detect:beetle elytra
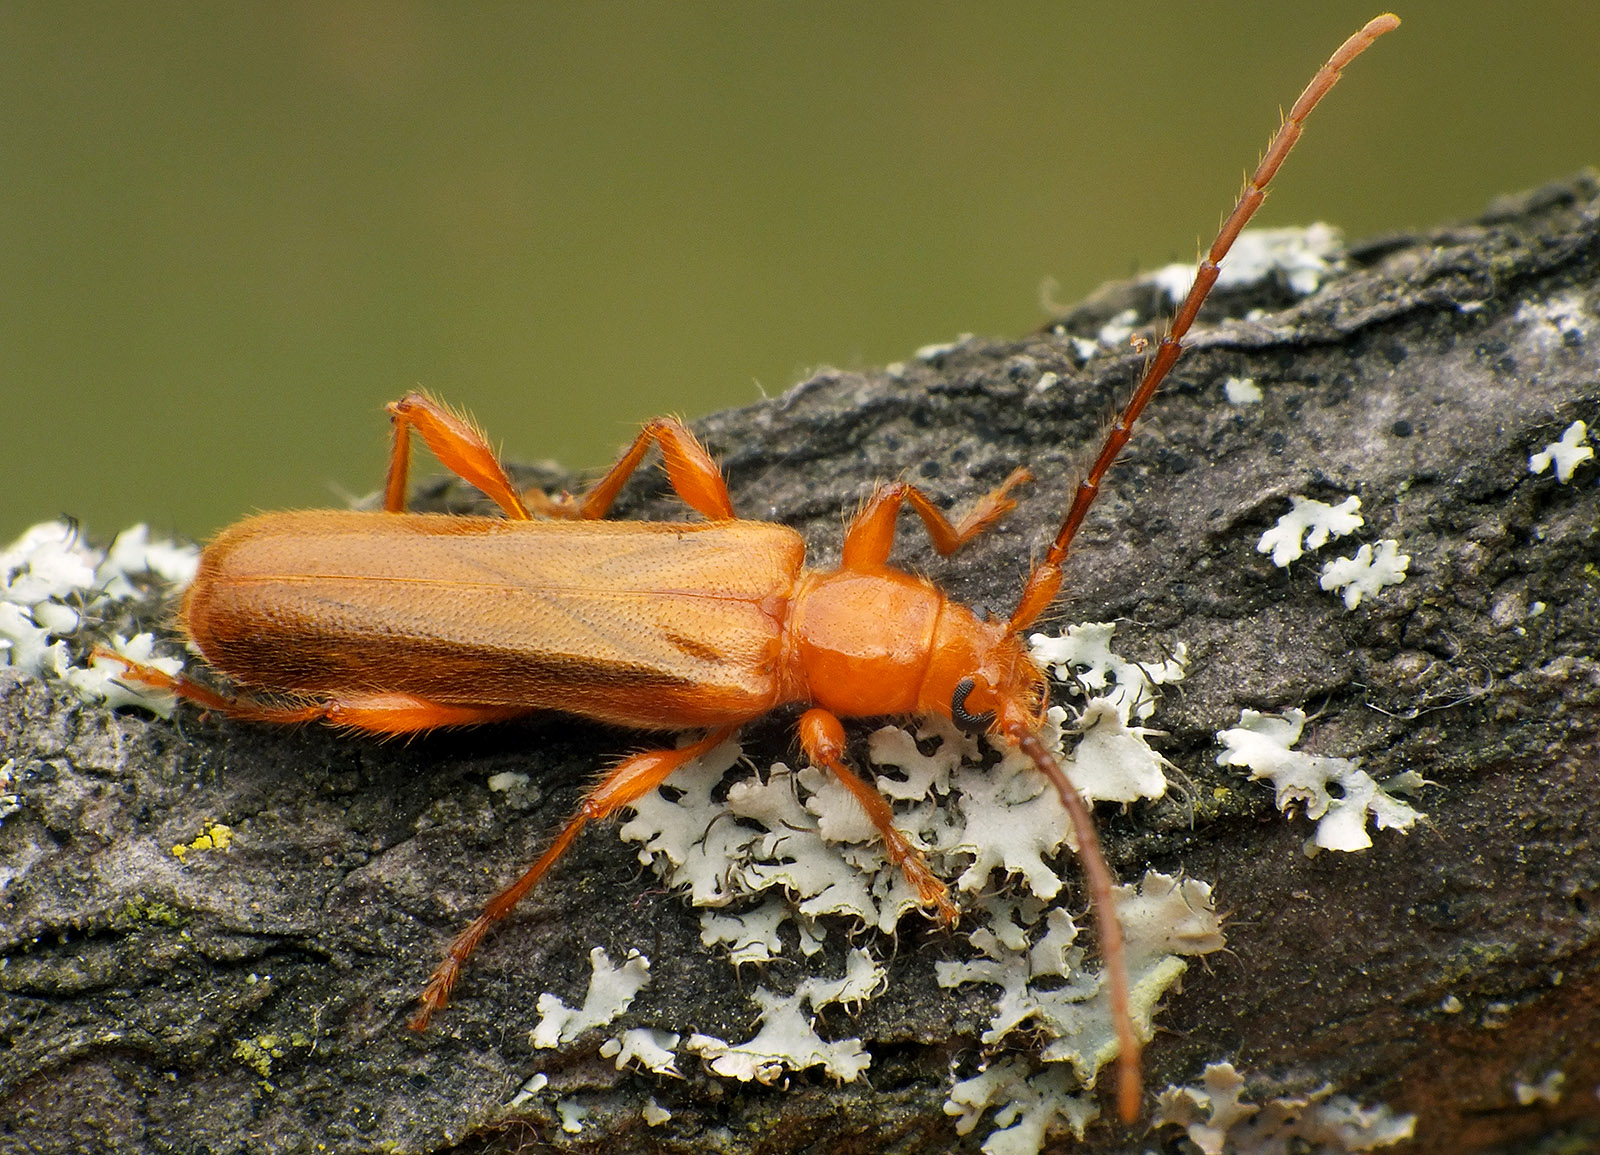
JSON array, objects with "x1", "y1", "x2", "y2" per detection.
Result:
[{"x1": 105, "y1": 14, "x2": 1399, "y2": 1124}]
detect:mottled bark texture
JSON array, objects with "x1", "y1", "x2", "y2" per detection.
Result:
[{"x1": 4, "y1": 173, "x2": 1599, "y2": 1155}]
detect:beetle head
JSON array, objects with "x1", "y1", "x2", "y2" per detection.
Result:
[{"x1": 922, "y1": 603, "x2": 1047, "y2": 740}]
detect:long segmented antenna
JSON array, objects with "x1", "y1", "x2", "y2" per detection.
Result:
[
  {"x1": 1009, "y1": 13, "x2": 1401, "y2": 634},
  {"x1": 1003, "y1": 14, "x2": 1401, "y2": 1125}
]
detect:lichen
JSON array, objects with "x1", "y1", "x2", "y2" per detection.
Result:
[
  {"x1": 600, "y1": 1028, "x2": 682, "y2": 1076},
  {"x1": 937, "y1": 872, "x2": 1221, "y2": 1086},
  {"x1": 683, "y1": 951, "x2": 886, "y2": 1083},
  {"x1": 1257, "y1": 495, "x2": 1364, "y2": 568},
  {"x1": 1154, "y1": 1061, "x2": 1417, "y2": 1154},
  {"x1": 1028, "y1": 620, "x2": 1187, "y2": 723},
  {"x1": 1150, "y1": 223, "x2": 1345, "y2": 302},
  {"x1": 1, "y1": 520, "x2": 197, "y2": 715},
  {"x1": 945, "y1": 1057, "x2": 1098, "y2": 1155},
  {"x1": 684, "y1": 983, "x2": 872, "y2": 1084},
  {"x1": 530, "y1": 947, "x2": 652, "y2": 1048},
  {"x1": 171, "y1": 821, "x2": 233, "y2": 864},
  {"x1": 1216, "y1": 708, "x2": 1425, "y2": 854},
  {"x1": 1224, "y1": 376, "x2": 1263, "y2": 405},
  {"x1": 1529, "y1": 419, "x2": 1594, "y2": 483},
  {"x1": 1319, "y1": 539, "x2": 1411, "y2": 609}
]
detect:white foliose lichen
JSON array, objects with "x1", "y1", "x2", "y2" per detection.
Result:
[
  {"x1": 1150, "y1": 223, "x2": 1346, "y2": 303},
  {"x1": 554, "y1": 1098, "x2": 587, "y2": 1134},
  {"x1": 1319, "y1": 539, "x2": 1411, "y2": 609},
  {"x1": 1155, "y1": 1062, "x2": 1417, "y2": 1155},
  {"x1": 684, "y1": 973, "x2": 873, "y2": 1084},
  {"x1": 937, "y1": 872, "x2": 1222, "y2": 1086},
  {"x1": 679, "y1": 950, "x2": 885, "y2": 1085},
  {"x1": 1216, "y1": 708, "x2": 1426, "y2": 854},
  {"x1": 1029, "y1": 620, "x2": 1187, "y2": 724},
  {"x1": 1225, "y1": 376, "x2": 1264, "y2": 405},
  {"x1": 946, "y1": 1057, "x2": 1099, "y2": 1155},
  {"x1": 600, "y1": 1028, "x2": 682, "y2": 1077},
  {"x1": 1257, "y1": 495, "x2": 1364, "y2": 568},
  {"x1": 1255, "y1": 497, "x2": 1409, "y2": 609},
  {"x1": 1, "y1": 520, "x2": 198, "y2": 715},
  {"x1": 1528, "y1": 419, "x2": 1594, "y2": 483},
  {"x1": 530, "y1": 947, "x2": 652, "y2": 1048}
]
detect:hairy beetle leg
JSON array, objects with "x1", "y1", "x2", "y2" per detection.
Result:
[
  {"x1": 799, "y1": 708, "x2": 959, "y2": 925},
  {"x1": 410, "y1": 725, "x2": 738, "y2": 1030}
]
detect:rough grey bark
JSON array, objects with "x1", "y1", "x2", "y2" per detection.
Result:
[{"x1": 4, "y1": 173, "x2": 1599, "y2": 1155}]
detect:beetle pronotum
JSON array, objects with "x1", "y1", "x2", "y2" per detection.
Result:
[{"x1": 107, "y1": 14, "x2": 1398, "y2": 1123}]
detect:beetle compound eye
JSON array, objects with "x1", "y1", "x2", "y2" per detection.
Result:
[{"x1": 950, "y1": 676, "x2": 996, "y2": 732}]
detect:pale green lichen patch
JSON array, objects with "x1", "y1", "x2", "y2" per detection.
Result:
[
  {"x1": 1155, "y1": 1061, "x2": 1416, "y2": 1154},
  {"x1": 530, "y1": 947, "x2": 651, "y2": 1048},
  {"x1": 1216, "y1": 708, "x2": 1426, "y2": 854},
  {"x1": 945, "y1": 1057, "x2": 1099, "y2": 1155},
  {"x1": 685, "y1": 982, "x2": 872, "y2": 1084},
  {"x1": 938, "y1": 873, "x2": 1221, "y2": 1087},
  {"x1": 682, "y1": 952, "x2": 885, "y2": 1084}
]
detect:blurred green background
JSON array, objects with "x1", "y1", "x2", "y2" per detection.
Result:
[{"x1": 5, "y1": 2, "x2": 1598, "y2": 544}]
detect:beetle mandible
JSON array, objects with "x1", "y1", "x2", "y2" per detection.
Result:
[{"x1": 107, "y1": 14, "x2": 1399, "y2": 1124}]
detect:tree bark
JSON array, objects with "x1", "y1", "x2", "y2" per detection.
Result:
[{"x1": 3, "y1": 173, "x2": 1598, "y2": 1155}]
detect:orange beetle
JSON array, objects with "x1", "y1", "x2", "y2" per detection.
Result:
[{"x1": 108, "y1": 15, "x2": 1398, "y2": 1123}]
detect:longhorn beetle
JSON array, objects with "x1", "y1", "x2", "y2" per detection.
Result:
[{"x1": 107, "y1": 15, "x2": 1398, "y2": 1123}]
